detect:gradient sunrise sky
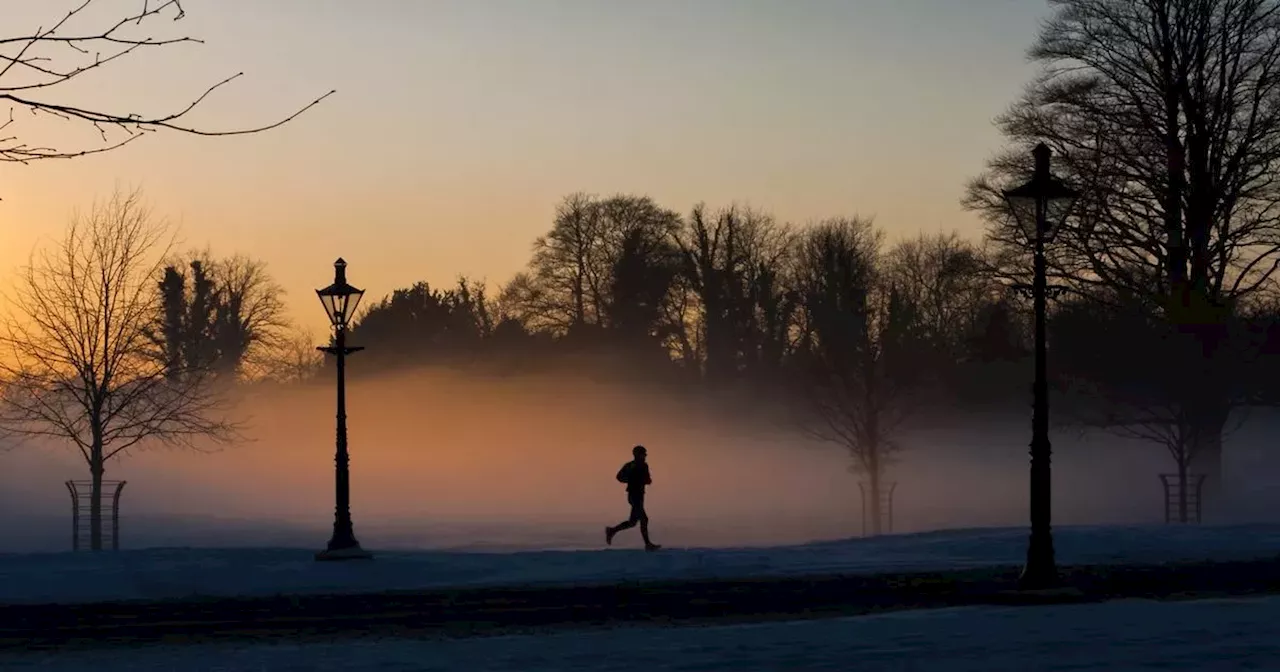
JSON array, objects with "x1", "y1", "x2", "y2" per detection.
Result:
[{"x1": 0, "y1": 0, "x2": 1046, "y2": 333}]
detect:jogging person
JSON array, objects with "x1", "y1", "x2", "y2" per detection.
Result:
[{"x1": 606, "y1": 445, "x2": 660, "y2": 551}]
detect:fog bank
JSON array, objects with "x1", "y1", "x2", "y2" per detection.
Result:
[{"x1": 1, "y1": 367, "x2": 1276, "y2": 553}]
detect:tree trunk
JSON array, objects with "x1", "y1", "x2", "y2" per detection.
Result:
[
  {"x1": 864, "y1": 429, "x2": 884, "y2": 536},
  {"x1": 573, "y1": 259, "x2": 586, "y2": 328},
  {"x1": 1177, "y1": 455, "x2": 1189, "y2": 524},
  {"x1": 866, "y1": 469, "x2": 883, "y2": 537},
  {"x1": 1177, "y1": 363, "x2": 1228, "y2": 519},
  {"x1": 90, "y1": 415, "x2": 106, "y2": 552},
  {"x1": 1187, "y1": 413, "x2": 1226, "y2": 519},
  {"x1": 703, "y1": 286, "x2": 736, "y2": 382},
  {"x1": 89, "y1": 456, "x2": 104, "y2": 552}
]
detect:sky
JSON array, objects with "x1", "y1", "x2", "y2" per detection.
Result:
[{"x1": 0, "y1": 0, "x2": 1048, "y2": 335}]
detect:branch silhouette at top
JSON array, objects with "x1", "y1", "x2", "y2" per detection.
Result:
[{"x1": 0, "y1": 0, "x2": 335, "y2": 163}]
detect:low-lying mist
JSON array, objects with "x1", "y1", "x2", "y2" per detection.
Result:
[{"x1": 2, "y1": 367, "x2": 1278, "y2": 553}]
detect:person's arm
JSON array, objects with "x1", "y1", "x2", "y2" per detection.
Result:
[{"x1": 645, "y1": 465, "x2": 652, "y2": 485}]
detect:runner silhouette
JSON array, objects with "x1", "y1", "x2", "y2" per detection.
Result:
[{"x1": 606, "y1": 445, "x2": 660, "y2": 551}]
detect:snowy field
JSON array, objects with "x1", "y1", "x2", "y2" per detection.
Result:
[
  {"x1": 4, "y1": 595, "x2": 1280, "y2": 671},
  {"x1": 2, "y1": 523, "x2": 1278, "y2": 605}
]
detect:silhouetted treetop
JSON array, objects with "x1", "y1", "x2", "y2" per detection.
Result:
[
  {"x1": 345, "y1": 277, "x2": 495, "y2": 370},
  {"x1": 966, "y1": 0, "x2": 1280, "y2": 311},
  {"x1": 147, "y1": 252, "x2": 287, "y2": 380}
]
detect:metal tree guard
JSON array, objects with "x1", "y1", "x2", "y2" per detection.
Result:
[
  {"x1": 65, "y1": 480, "x2": 127, "y2": 551},
  {"x1": 1159, "y1": 473, "x2": 1207, "y2": 524},
  {"x1": 859, "y1": 481, "x2": 897, "y2": 536}
]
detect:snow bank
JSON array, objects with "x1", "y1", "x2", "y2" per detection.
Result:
[{"x1": 1, "y1": 523, "x2": 1277, "y2": 605}]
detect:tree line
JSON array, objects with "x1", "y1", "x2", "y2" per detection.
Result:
[
  {"x1": 346, "y1": 196, "x2": 1025, "y2": 393},
  {"x1": 334, "y1": 188, "x2": 1280, "y2": 531}
]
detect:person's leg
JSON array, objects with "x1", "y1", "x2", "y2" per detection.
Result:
[
  {"x1": 634, "y1": 495, "x2": 658, "y2": 549},
  {"x1": 639, "y1": 511, "x2": 654, "y2": 547},
  {"x1": 607, "y1": 494, "x2": 642, "y2": 545}
]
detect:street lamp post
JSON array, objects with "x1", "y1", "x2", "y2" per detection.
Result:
[
  {"x1": 315, "y1": 258, "x2": 372, "y2": 561},
  {"x1": 1002, "y1": 143, "x2": 1079, "y2": 590}
]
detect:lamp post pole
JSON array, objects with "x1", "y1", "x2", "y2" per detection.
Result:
[
  {"x1": 1003, "y1": 143, "x2": 1078, "y2": 590},
  {"x1": 1023, "y1": 144, "x2": 1055, "y2": 589},
  {"x1": 316, "y1": 258, "x2": 370, "y2": 561},
  {"x1": 327, "y1": 324, "x2": 365, "y2": 553}
]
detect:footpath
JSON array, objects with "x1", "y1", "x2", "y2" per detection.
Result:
[{"x1": 3, "y1": 554, "x2": 1279, "y2": 649}]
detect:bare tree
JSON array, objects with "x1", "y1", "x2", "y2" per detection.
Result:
[
  {"x1": 0, "y1": 190, "x2": 236, "y2": 550},
  {"x1": 0, "y1": 0, "x2": 333, "y2": 164},
  {"x1": 883, "y1": 232, "x2": 995, "y2": 365},
  {"x1": 1052, "y1": 294, "x2": 1256, "y2": 521},
  {"x1": 210, "y1": 254, "x2": 289, "y2": 378},
  {"x1": 256, "y1": 327, "x2": 324, "y2": 384},
  {"x1": 658, "y1": 266, "x2": 704, "y2": 370},
  {"x1": 495, "y1": 271, "x2": 549, "y2": 331},
  {"x1": 516, "y1": 193, "x2": 684, "y2": 345},
  {"x1": 523, "y1": 193, "x2": 606, "y2": 333},
  {"x1": 964, "y1": 0, "x2": 1280, "y2": 507},
  {"x1": 793, "y1": 217, "x2": 920, "y2": 536},
  {"x1": 672, "y1": 203, "x2": 794, "y2": 382},
  {"x1": 146, "y1": 250, "x2": 289, "y2": 379}
]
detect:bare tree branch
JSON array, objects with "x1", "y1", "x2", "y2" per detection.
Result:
[
  {"x1": 0, "y1": 0, "x2": 334, "y2": 164},
  {"x1": 252, "y1": 326, "x2": 324, "y2": 384}
]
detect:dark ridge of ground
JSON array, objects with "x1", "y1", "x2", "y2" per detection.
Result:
[{"x1": 2, "y1": 555, "x2": 1278, "y2": 650}]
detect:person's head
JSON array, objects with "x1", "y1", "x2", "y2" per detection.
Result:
[{"x1": 632, "y1": 445, "x2": 647, "y2": 461}]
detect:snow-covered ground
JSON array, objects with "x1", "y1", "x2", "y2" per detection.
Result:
[
  {"x1": 2, "y1": 523, "x2": 1278, "y2": 605},
  {"x1": 6, "y1": 596, "x2": 1280, "y2": 671}
]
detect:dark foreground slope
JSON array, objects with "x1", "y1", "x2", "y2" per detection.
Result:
[{"x1": 3, "y1": 555, "x2": 1279, "y2": 650}]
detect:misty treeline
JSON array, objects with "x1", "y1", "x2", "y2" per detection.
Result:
[
  {"x1": 335, "y1": 0, "x2": 1280, "y2": 528},
  {"x1": 333, "y1": 197, "x2": 1029, "y2": 535},
  {"x1": 334, "y1": 191, "x2": 1280, "y2": 530},
  {"x1": 347, "y1": 196, "x2": 1024, "y2": 396}
]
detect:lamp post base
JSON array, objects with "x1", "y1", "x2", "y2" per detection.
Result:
[
  {"x1": 1017, "y1": 566, "x2": 1060, "y2": 591},
  {"x1": 315, "y1": 545, "x2": 373, "y2": 561},
  {"x1": 1018, "y1": 547, "x2": 1059, "y2": 591}
]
